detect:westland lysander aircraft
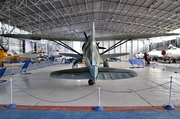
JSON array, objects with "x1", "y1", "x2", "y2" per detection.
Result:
[
  {"x1": 0, "y1": 44, "x2": 27, "y2": 67},
  {"x1": 0, "y1": 23, "x2": 179, "y2": 85},
  {"x1": 161, "y1": 44, "x2": 180, "y2": 63}
]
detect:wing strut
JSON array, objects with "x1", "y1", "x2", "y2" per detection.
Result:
[
  {"x1": 100, "y1": 39, "x2": 131, "y2": 55},
  {"x1": 53, "y1": 40, "x2": 82, "y2": 57}
]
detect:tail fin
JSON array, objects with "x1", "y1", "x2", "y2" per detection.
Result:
[
  {"x1": 92, "y1": 22, "x2": 95, "y2": 42},
  {"x1": 91, "y1": 22, "x2": 96, "y2": 65}
]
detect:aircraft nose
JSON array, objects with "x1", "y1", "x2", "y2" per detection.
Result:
[{"x1": 161, "y1": 50, "x2": 166, "y2": 55}]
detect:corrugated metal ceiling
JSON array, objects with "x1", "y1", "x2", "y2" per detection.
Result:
[{"x1": 0, "y1": 0, "x2": 179, "y2": 37}]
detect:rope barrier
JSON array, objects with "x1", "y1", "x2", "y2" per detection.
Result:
[
  {"x1": 10, "y1": 80, "x2": 176, "y2": 104},
  {"x1": 173, "y1": 81, "x2": 180, "y2": 87},
  {"x1": 0, "y1": 81, "x2": 10, "y2": 90},
  {"x1": 101, "y1": 82, "x2": 169, "y2": 93},
  {"x1": 13, "y1": 82, "x2": 97, "y2": 103}
]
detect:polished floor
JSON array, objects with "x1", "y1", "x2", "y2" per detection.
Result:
[{"x1": 0, "y1": 60, "x2": 180, "y2": 118}]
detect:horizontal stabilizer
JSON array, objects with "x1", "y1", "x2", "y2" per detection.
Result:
[
  {"x1": 50, "y1": 67, "x2": 137, "y2": 80},
  {"x1": 98, "y1": 67, "x2": 138, "y2": 80},
  {"x1": 50, "y1": 67, "x2": 92, "y2": 79},
  {"x1": 101, "y1": 53, "x2": 129, "y2": 60}
]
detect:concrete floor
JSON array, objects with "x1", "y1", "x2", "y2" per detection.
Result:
[
  {"x1": 0, "y1": 60, "x2": 180, "y2": 118},
  {"x1": 0, "y1": 61, "x2": 180, "y2": 107}
]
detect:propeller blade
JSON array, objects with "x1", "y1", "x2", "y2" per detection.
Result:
[
  {"x1": 96, "y1": 42, "x2": 106, "y2": 49},
  {"x1": 84, "y1": 32, "x2": 88, "y2": 40},
  {"x1": 98, "y1": 46, "x2": 106, "y2": 49}
]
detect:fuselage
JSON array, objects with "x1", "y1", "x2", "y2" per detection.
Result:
[
  {"x1": 81, "y1": 22, "x2": 101, "y2": 83},
  {"x1": 162, "y1": 47, "x2": 180, "y2": 59},
  {"x1": 82, "y1": 35, "x2": 101, "y2": 83}
]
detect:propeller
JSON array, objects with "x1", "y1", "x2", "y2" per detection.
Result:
[
  {"x1": 96, "y1": 42, "x2": 106, "y2": 49},
  {"x1": 84, "y1": 32, "x2": 106, "y2": 49},
  {"x1": 72, "y1": 57, "x2": 83, "y2": 68},
  {"x1": 84, "y1": 32, "x2": 88, "y2": 40},
  {"x1": 71, "y1": 31, "x2": 88, "y2": 68},
  {"x1": 103, "y1": 59, "x2": 109, "y2": 67}
]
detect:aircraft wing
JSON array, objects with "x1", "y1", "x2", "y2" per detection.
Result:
[
  {"x1": 101, "y1": 53, "x2": 129, "y2": 60},
  {"x1": 14, "y1": 55, "x2": 28, "y2": 59},
  {"x1": 0, "y1": 33, "x2": 179, "y2": 41},
  {"x1": 0, "y1": 55, "x2": 28, "y2": 61},
  {"x1": 95, "y1": 33, "x2": 179, "y2": 41},
  {"x1": 60, "y1": 53, "x2": 82, "y2": 58},
  {"x1": 0, "y1": 34, "x2": 85, "y2": 41},
  {"x1": 50, "y1": 67, "x2": 92, "y2": 79},
  {"x1": 50, "y1": 67, "x2": 137, "y2": 80}
]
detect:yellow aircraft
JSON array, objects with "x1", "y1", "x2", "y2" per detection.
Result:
[{"x1": 0, "y1": 44, "x2": 27, "y2": 67}]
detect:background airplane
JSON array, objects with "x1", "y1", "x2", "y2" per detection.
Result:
[
  {"x1": 0, "y1": 23, "x2": 179, "y2": 85},
  {"x1": 161, "y1": 44, "x2": 180, "y2": 63},
  {"x1": 0, "y1": 44, "x2": 28, "y2": 67},
  {"x1": 134, "y1": 49, "x2": 164, "y2": 61}
]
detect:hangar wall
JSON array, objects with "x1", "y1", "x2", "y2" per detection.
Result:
[
  {"x1": 0, "y1": 21, "x2": 179, "y2": 60},
  {"x1": 0, "y1": 22, "x2": 155, "y2": 60},
  {"x1": 1, "y1": 22, "x2": 22, "y2": 55}
]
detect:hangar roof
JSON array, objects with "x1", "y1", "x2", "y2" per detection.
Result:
[{"x1": 0, "y1": 0, "x2": 180, "y2": 37}]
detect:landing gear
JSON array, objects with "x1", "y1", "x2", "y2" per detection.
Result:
[
  {"x1": 172, "y1": 59, "x2": 176, "y2": 63},
  {"x1": 0, "y1": 63, "x2": 4, "y2": 67},
  {"x1": 88, "y1": 79, "x2": 95, "y2": 85},
  {"x1": 103, "y1": 60, "x2": 109, "y2": 67}
]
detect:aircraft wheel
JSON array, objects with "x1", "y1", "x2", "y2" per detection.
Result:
[
  {"x1": 88, "y1": 79, "x2": 95, "y2": 85},
  {"x1": 0, "y1": 63, "x2": 4, "y2": 67},
  {"x1": 172, "y1": 59, "x2": 176, "y2": 63}
]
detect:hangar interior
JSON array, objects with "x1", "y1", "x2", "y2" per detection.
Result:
[
  {"x1": 0, "y1": 0, "x2": 180, "y2": 59},
  {"x1": 1, "y1": 1, "x2": 180, "y2": 118}
]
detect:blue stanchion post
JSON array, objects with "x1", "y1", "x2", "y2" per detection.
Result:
[
  {"x1": 53, "y1": 60, "x2": 55, "y2": 65},
  {"x1": 49, "y1": 60, "x2": 50, "y2": 66},
  {"x1": 174, "y1": 64, "x2": 177, "y2": 73},
  {"x1": 94, "y1": 85, "x2": 104, "y2": 111},
  {"x1": 164, "y1": 76, "x2": 175, "y2": 110},
  {"x1": 11, "y1": 62, "x2": 14, "y2": 75},
  {"x1": 43, "y1": 61, "x2": 44, "y2": 67},
  {"x1": 162, "y1": 64, "x2": 165, "y2": 70},
  {"x1": 34, "y1": 60, "x2": 37, "y2": 70},
  {"x1": 6, "y1": 76, "x2": 17, "y2": 108}
]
